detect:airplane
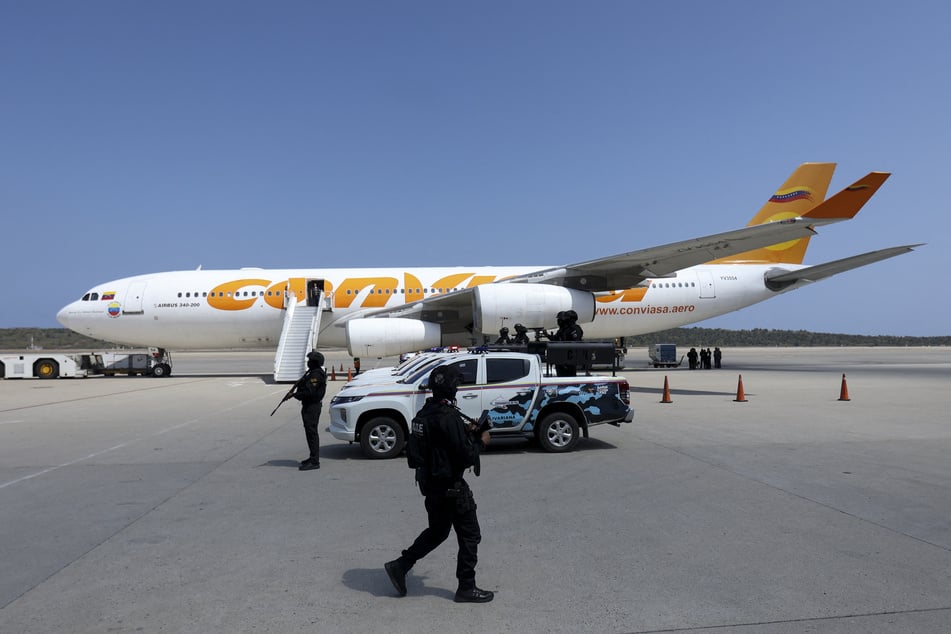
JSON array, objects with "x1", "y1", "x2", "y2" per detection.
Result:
[{"x1": 56, "y1": 163, "x2": 921, "y2": 378}]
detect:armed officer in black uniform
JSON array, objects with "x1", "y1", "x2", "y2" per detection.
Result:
[
  {"x1": 295, "y1": 351, "x2": 327, "y2": 471},
  {"x1": 512, "y1": 323, "x2": 530, "y2": 345},
  {"x1": 544, "y1": 310, "x2": 585, "y2": 376},
  {"x1": 384, "y1": 365, "x2": 494, "y2": 603},
  {"x1": 563, "y1": 310, "x2": 584, "y2": 342}
]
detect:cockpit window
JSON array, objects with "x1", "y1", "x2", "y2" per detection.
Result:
[
  {"x1": 82, "y1": 293, "x2": 90, "y2": 301},
  {"x1": 90, "y1": 292, "x2": 99, "y2": 301}
]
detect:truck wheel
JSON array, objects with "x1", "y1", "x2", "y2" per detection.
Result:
[
  {"x1": 34, "y1": 359, "x2": 59, "y2": 379},
  {"x1": 151, "y1": 363, "x2": 171, "y2": 378},
  {"x1": 537, "y1": 412, "x2": 580, "y2": 453},
  {"x1": 360, "y1": 416, "x2": 405, "y2": 459}
]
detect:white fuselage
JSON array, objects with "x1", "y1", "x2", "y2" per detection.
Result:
[{"x1": 57, "y1": 264, "x2": 800, "y2": 350}]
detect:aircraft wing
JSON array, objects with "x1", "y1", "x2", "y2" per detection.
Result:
[
  {"x1": 348, "y1": 171, "x2": 891, "y2": 326},
  {"x1": 505, "y1": 171, "x2": 890, "y2": 292},
  {"x1": 764, "y1": 245, "x2": 923, "y2": 289}
]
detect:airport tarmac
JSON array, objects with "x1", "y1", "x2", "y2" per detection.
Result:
[{"x1": 1, "y1": 347, "x2": 950, "y2": 633}]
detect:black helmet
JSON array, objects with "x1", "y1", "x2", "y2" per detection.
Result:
[
  {"x1": 429, "y1": 365, "x2": 461, "y2": 401},
  {"x1": 565, "y1": 310, "x2": 578, "y2": 322},
  {"x1": 499, "y1": 327, "x2": 509, "y2": 334},
  {"x1": 514, "y1": 323, "x2": 525, "y2": 331},
  {"x1": 307, "y1": 351, "x2": 324, "y2": 368}
]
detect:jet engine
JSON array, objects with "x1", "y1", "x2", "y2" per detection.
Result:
[
  {"x1": 473, "y1": 284, "x2": 595, "y2": 334},
  {"x1": 345, "y1": 318, "x2": 441, "y2": 357}
]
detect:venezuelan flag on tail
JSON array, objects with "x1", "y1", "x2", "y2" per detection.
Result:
[{"x1": 711, "y1": 162, "x2": 836, "y2": 265}]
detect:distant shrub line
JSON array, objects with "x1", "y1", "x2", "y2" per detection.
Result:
[{"x1": 1, "y1": 327, "x2": 948, "y2": 351}]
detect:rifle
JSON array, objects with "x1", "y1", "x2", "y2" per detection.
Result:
[
  {"x1": 452, "y1": 405, "x2": 491, "y2": 476},
  {"x1": 270, "y1": 376, "x2": 304, "y2": 416}
]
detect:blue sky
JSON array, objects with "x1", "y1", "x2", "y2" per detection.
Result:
[{"x1": 2, "y1": 1, "x2": 947, "y2": 335}]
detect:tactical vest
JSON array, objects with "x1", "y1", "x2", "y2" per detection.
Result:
[{"x1": 406, "y1": 401, "x2": 454, "y2": 485}]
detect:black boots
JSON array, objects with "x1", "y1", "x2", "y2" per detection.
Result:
[
  {"x1": 298, "y1": 457, "x2": 320, "y2": 471},
  {"x1": 385, "y1": 560, "x2": 493, "y2": 603},
  {"x1": 384, "y1": 560, "x2": 407, "y2": 597},
  {"x1": 454, "y1": 586, "x2": 494, "y2": 603}
]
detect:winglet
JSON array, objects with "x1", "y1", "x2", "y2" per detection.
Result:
[{"x1": 802, "y1": 172, "x2": 890, "y2": 220}]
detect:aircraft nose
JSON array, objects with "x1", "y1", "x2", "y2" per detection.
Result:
[{"x1": 56, "y1": 305, "x2": 71, "y2": 328}]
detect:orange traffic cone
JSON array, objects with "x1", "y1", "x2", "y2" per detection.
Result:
[
  {"x1": 347, "y1": 368, "x2": 353, "y2": 382},
  {"x1": 660, "y1": 376, "x2": 673, "y2": 403},
  {"x1": 339, "y1": 364, "x2": 344, "y2": 373},
  {"x1": 733, "y1": 374, "x2": 748, "y2": 402},
  {"x1": 330, "y1": 367, "x2": 337, "y2": 381},
  {"x1": 838, "y1": 373, "x2": 851, "y2": 401}
]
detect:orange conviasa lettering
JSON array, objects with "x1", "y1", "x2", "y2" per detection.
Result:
[
  {"x1": 260, "y1": 278, "x2": 326, "y2": 309},
  {"x1": 208, "y1": 279, "x2": 272, "y2": 311},
  {"x1": 431, "y1": 272, "x2": 475, "y2": 292},
  {"x1": 466, "y1": 275, "x2": 497, "y2": 287},
  {"x1": 334, "y1": 276, "x2": 399, "y2": 308},
  {"x1": 404, "y1": 273, "x2": 423, "y2": 303},
  {"x1": 595, "y1": 287, "x2": 649, "y2": 303}
]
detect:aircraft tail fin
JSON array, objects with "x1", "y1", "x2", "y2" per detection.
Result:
[
  {"x1": 714, "y1": 165, "x2": 891, "y2": 265},
  {"x1": 711, "y1": 163, "x2": 836, "y2": 264},
  {"x1": 745, "y1": 162, "x2": 838, "y2": 227}
]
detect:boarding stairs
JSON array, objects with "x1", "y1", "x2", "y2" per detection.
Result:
[{"x1": 273, "y1": 293, "x2": 325, "y2": 382}]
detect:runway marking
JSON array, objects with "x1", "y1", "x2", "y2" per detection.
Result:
[
  {"x1": 0, "y1": 443, "x2": 131, "y2": 490},
  {"x1": 0, "y1": 419, "x2": 25, "y2": 425},
  {"x1": 633, "y1": 605, "x2": 951, "y2": 633},
  {"x1": 0, "y1": 378, "x2": 215, "y2": 414},
  {"x1": 0, "y1": 383, "x2": 278, "y2": 490}
]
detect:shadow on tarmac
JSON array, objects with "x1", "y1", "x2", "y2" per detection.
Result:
[
  {"x1": 342, "y1": 568, "x2": 456, "y2": 601},
  {"x1": 260, "y1": 459, "x2": 301, "y2": 468}
]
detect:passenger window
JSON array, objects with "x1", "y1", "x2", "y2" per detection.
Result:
[
  {"x1": 486, "y1": 358, "x2": 530, "y2": 384},
  {"x1": 448, "y1": 360, "x2": 478, "y2": 386}
]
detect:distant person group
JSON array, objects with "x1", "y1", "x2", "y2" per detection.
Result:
[{"x1": 687, "y1": 346, "x2": 722, "y2": 370}]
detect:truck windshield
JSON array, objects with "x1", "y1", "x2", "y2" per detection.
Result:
[{"x1": 401, "y1": 357, "x2": 447, "y2": 384}]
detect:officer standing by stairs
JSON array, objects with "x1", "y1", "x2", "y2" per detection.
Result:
[{"x1": 295, "y1": 351, "x2": 327, "y2": 471}]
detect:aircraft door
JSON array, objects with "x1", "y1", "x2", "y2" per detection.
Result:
[
  {"x1": 123, "y1": 281, "x2": 147, "y2": 314},
  {"x1": 306, "y1": 279, "x2": 325, "y2": 307},
  {"x1": 697, "y1": 271, "x2": 716, "y2": 299}
]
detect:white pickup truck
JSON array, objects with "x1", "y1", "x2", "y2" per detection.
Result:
[{"x1": 329, "y1": 350, "x2": 634, "y2": 459}]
